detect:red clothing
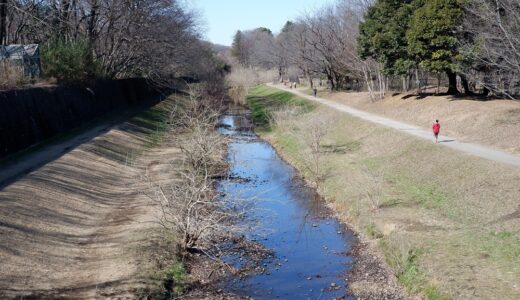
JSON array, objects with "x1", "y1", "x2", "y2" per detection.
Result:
[{"x1": 432, "y1": 123, "x2": 441, "y2": 134}]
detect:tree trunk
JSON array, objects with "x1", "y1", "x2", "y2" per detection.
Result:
[
  {"x1": 0, "y1": 0, "x2": 6, "y2": 45},
  {"x1": 378, "y1": 71, "x2": 386, "y2": 99},
  {"x1": 459, "y1": 73, "x2": 473, "y2": 95},
  {"x1": 329, "y1": 78, "x2": 335, "y2": 91},
  {"x1": 363, "y1": 66, "x2": 375, "y2": 102},
  {"x1": 307, "y1": 72, "x2": 313, "y2": 89},
  {"x1": 446, "y1": 70, "x2": 459, "y2": 95},
  {"x1": 334, "y1": 73, "x2": 342, "y2": 91},
  {"x1": 87, "y1": 0, "x2": 99, "y2": 45},
  {"x1": 85, "y1": 0, "x2": 99, "y2": 77},
  {"x1": 415, "y1": 69, "x2": 422, "y2": 95},
  {"x1": 482, "y1": 72, "x2": 491, "y2": 96},
  {"x1": 60, "y1": 0, "x2": 72, "y2": 38},
  {"x1": 324, "y1": 67, "x2": 334, "y2": 91},
  {"x1": 482, "y1": 86, "x2": 490, "y2": 97},
  {"x1": 437, "y1": 74, "x2": 441, "y2": 94}
]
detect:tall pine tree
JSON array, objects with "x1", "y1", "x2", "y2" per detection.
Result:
[{"x1": 231, "y1": 30, "x2": 242, "y2": 63}]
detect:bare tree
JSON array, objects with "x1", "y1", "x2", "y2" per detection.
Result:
[
  {"x1": 144, "y1": 92, "x2": 254, "y2": 256},
  {"x1": 2, "y1": 0, "x2": 215, "y2": 84},
  {"x1": 462, "y1": 0, "x2": 520, "y2": 98},
  {"x1": 301, "y1": 115, "x2": 331, "y2": 187},
  {"x1": 359, "y1": 166, "x2": 385, "y2": 210},
  {"x1": 271, "y1": 111, "x2": 334, "y2": 189}
]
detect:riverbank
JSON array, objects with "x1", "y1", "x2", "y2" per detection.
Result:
[
  {"x1": 247, "y1": 85, "x2": 520, "y2": 299},
  {"x1": 298, "y1": 85, "x2": 520, "y2": 156},
  {"x1": 0, "y1": 93, "x2": 190, "y2": 298}
]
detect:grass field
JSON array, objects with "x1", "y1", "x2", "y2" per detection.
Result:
[
  {"x1": 247, "y1": 85, "x2": 315, "y2": 128},
  {"x1": 247, "y1": 85, "x2": 520, "y2": 300}
]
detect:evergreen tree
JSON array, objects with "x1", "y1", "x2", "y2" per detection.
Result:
[
  {"x1": 407, "y1": 0, "x2": 465, "y2": 94},
  {"x1": 255, "y1": 27, "x2": 273, "y2": 36},
  {"x1": 281, "y1": 21, "x2": 294, "y2": 33},
  {"x1": 358, "y1": 0, "x2": 423, "y2": 77},
  {"x1": 231, "y1": 30, "x2": 244, "y2": 64}
]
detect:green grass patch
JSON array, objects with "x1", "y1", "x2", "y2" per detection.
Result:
[
  {"x1": 365, "y1": 223, "x2": 384, "y2": 239},
  {"x1": 387, "y1": 174, "x2": 449, "y2": 210},
  {"x1": 246, "y1": 85, "x2": 315, "y2": 128},
  {"x1": 380, "y1": 237, "x2": 449, "y2": 299},
  {"x1": 161, "y1": 262, "x2": 186, "y2": 299},
  {"x1": 481, "y1": 231, "x2": 520, "y2": 262},
  {"x1": 274, "y1": 132, "x2": 300, "y2": 156},
  {"x1": 424, "y1": 285, "x2": 450, "y2": 300}
]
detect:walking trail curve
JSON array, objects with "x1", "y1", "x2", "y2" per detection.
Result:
[{"x1": 270, "y1": 84, "x2": 520, "y2": 168}]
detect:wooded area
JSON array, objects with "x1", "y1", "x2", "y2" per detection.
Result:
[
  {"x1": 0, "y1": 0, "x2": 226, "y2": 86},
  {"x1": 230, "y1": 0, "x2": 520, "y2": 99}
]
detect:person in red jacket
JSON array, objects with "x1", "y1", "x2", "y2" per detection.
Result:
[{"x1": 432, "y1": 120, "x2": 441, "y2": 143}]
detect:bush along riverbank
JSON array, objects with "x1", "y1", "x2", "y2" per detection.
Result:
[{"x1": 246, "y1": 85, "x2": 520, "y2": 300}]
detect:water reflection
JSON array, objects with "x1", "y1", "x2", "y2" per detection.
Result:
[{"x1": 219, "y1": 109, "x2": 356, "y2": 300}]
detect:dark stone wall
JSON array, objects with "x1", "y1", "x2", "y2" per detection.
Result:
[{"x1": 0, "y1": 78, "x2": 159, "y2": 159}]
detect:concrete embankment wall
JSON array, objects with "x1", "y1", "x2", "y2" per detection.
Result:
[{"x1": 0, "y1": 78, "x2": 159, "y2": 159}]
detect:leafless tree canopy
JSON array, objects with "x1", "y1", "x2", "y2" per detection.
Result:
[
  {"x1": 0, "y1": 0, "x2": 222, "y2": 81},
  {"x1": 461, "y1": 0, "x2": 520, "y2": 98},
  {"x1": 229, "y1": 0, "x2": 520, "y2": 99},
  {"x1": 229, "y1": 0, "x2": 385, "y2": 98},
  {"x1": 271, "y1": 1, "x2": 367, "y2": 90}
]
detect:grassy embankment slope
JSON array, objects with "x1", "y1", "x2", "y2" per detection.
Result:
[
  {"x1": 305, "y1": 86, "x2": 520, "y2": 156},
  {"x1": 0, "y1": 94, "x2": 187, "y2": 299},
  {"x1": 247, "y1": 85, "x2": 520, "y2": 300}
]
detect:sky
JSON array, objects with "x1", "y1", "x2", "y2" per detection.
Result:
[{"x1": 191, "y1": 0, "x2": 334, "y2": 46}]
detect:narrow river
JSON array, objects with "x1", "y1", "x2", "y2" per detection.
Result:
[{"x1": 218, "y1": 109, "x2": 357, "y2": 300}]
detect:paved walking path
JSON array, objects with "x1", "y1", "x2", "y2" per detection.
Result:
[{"x1": 271, "y1": 84, "x2": 520, "y2": 168}]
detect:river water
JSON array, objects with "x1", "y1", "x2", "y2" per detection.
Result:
[{"x1": 218, "y1": 109, "x2": 356, "y2": 300}]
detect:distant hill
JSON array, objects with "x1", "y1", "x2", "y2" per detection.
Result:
[{"x1": 210, "y1": 43, "x2": 230, "y2": 55}]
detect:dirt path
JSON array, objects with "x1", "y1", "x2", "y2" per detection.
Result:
[
  {"x1": 271, "y1": 84, "x2": 520, "y2": 167},
  {"x1": 0, "y1": 103, "x2": 178, "y2": 299}
]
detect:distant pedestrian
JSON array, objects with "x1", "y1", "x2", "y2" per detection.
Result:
[
  {"x1": 313, "y1": 88, "x2": 318, "y2": 97},
  {"x1": 432, "y1": 120, "x2": 441, "y2": 143}
]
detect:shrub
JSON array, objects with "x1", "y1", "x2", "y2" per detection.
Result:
[
  {"x1": 162, "y1": 262, "x2": 185, "y2": 298},
  {"x1": 41, "y1": 38, "x2": 104, "y2": 81}
]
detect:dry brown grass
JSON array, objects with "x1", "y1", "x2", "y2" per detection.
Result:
[
  {"x1": 258, "y1": 86, "x2": 520, "y2": 299},
  {"x1": 314, "y1": 88, "x2": 520, "y2": 155},
  {"x1": 0, "y1": 61, "x2": 25, "y2": 89},
  {"x1": 0, "y1": 98, "x2": 184, "y2": 298}
]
